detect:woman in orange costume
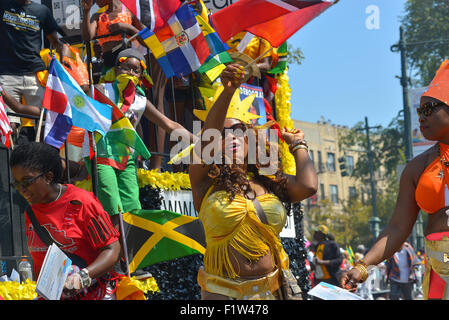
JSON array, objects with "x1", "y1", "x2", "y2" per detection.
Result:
[
  {"x1": 82, "y1": 0, "x2": 143, "y2": 70},
  {"x1": 341, "y1": 60, "x2": 449, "y2": 300}
]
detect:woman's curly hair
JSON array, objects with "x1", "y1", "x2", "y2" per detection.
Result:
[{"x1": 207, "y1": 124, "x2": 292, "y2": 214}]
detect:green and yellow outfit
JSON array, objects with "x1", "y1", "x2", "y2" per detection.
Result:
[{"x1": 86, "y1": 79, "x2": 149, "y2": 216}]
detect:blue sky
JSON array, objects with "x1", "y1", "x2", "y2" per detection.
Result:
[{"x1": 287, "y1": 0, "x2": 408, "y2": 128}]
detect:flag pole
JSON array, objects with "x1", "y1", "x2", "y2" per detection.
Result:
[
  {"x1": 118, "y1": 205, "x2": 131, "y2": 278},
  {"x1": 243, "y1": 46, "x2": 274, "y2": 71},
  {"x1": 35, "y1": 107, "x2": 45, "y2": 143},
  {"x1": 86, "y1": 40, "x2": 99, "y2": 197},
  {"x1": 111, "y1": 33, "x2": 139, "y2": 53}
]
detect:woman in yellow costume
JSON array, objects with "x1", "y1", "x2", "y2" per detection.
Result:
[
  {"x1": 341, "y1": 60, "x2": 449, "y2": 300},
  {"x1": 189, "y1": 64, "x2": 318, "y2": 300}
]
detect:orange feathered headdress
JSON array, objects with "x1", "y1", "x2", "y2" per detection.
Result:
[{"x1": 422, "y1": 60, "x2": 449, "y2": 105}]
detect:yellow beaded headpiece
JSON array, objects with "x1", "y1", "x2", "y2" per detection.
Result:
[{"x1": 193, "y1": 85, "x2": 261, "y2": 124}]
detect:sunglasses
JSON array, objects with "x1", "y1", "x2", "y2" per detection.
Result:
[
  {"x1": 416, "y1": 101, "x2": 446, "y2": 117},
  {"x1": 221, "y1": 123, "x2": 248, "y2": 138},
  {"x1": 10, "y1": 172, "x2": 45, "y2": 190}
]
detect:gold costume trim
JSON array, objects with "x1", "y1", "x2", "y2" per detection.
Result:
[{"x1": 197, "y1": 267, "x2": 280, "y2": 300}]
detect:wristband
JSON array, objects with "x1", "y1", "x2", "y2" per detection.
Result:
[
  {"x1": 289, "y1": 139, "x2": 308, "y2": 152},
  {"x1": 291, "y1": 144, "x2": 309, "y2": 154},
  {"x1": 79, "y1": 268, "x2": 92, "y2": 289}
]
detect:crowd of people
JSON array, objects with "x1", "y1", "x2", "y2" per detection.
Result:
[
  {"x1": 1, "y1": 0, "x2": 449, "y2": 301},
  {"x1": 304, "y1": 225, "x2": 425, "y2": 300}
]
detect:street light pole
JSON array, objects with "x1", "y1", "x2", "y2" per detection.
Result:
[
  {"x1": 392, "y1": 26, "x2": 418, "y2": 248},
  {"x1": 364, "y1": 117, "x2": 381, "y2": 243},
  {"x1": 398, "y1": 26, "x2": 413, "y2": 164}
]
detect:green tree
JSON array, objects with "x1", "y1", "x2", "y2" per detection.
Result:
[
  {"x1": 336, "y1": 198, "x2": 371, "y2": 248},
  {"x1": 401, "y1": 0, "x2": 449, "y2": 86},
  {"x1": 306, "y1": 198, "x2": 371, "y2": 248},
  {"x1": 287, "y1": 44, "x2": 305, "y2": 66},
  {"x1": 306, "y1": 198, "x2": 336, "y2": 233}
]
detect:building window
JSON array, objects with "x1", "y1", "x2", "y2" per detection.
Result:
[
  {"x1": 320, "y1": 183, "x2": 325, "y2": 200},
  {"x1": 346, "y1": 155, "x2": 354, "y2": 175},
  {"x1": 349, "y1": 186, "x2": 357, "y2": 199},
  {"x1": 317, "y1": 151, "x2": 325, "y2": 173},
  {"x1": 327, "y1": 152, "x2": 336, "y2": 172},
  {"x1": 309, "y1": 149, "x2": 314, "y2": 163},
  {"x1": 330, "y1": 185, "x2": 338, "y2": 203}
]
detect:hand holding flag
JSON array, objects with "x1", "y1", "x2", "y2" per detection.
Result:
[{"x1": 43, "y1": 58, "x2": 112, "y2": 149}]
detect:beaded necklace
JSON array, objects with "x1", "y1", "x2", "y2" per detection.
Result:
[{"x1": 438, "y1": 143, "x2": 449, "y2": 178}]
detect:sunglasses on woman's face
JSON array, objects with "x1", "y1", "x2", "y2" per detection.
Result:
[
  {"x1": 416, "y1": 101, "x2": 446, "y2": 117},
  {"x1": 10, "y1": 172, "x2": 45, "y2": 190},
  {"x1": 221, "y1": 123, "x2": 248, "y2": 138}
]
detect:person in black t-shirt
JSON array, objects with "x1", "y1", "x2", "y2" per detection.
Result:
[
  {"x1": 311, "y1": 225, "x2": 343, "y2": 287},
  {"x1": 0, "y1": 0, "x2": 69, "y2": 141}
]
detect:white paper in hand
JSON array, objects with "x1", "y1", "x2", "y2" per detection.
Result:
[
  {"x1": 35, "y1": 243, "x2": 72, "y2": 300},
  {"x1": 308, "y1": 282, "x2": 365, "y2": 300}
]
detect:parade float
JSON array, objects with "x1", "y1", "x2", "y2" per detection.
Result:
[{"x1": 0, "y1": 0, "x2": 337, "y2": 300}]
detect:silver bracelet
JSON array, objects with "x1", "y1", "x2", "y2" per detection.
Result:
[{"x1": 79, "y1": 268, "x2": 92, "y2": 288}]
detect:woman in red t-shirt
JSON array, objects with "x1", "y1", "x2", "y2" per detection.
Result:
[{"x1": 10, "y1": 142, "x2": 121, "y2": 300}]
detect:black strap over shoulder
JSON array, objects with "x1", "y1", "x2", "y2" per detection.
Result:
[
  {"x1": 25, "y1": 206, "x2": 63, "y2": 247},
  {"x1": 25, "y1": 206, "x2": 87, "y2": 269},
  {"x1": 252, "y1": 197, "x2": 269, "y2": 225}
]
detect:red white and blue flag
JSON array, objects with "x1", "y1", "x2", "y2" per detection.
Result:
[
  {"x1": 119, "y1": 0, "x2": 181, "y2": 31},
  {"x1": 43, "y1": 58, "x2": 112, "y2": 149},
  {"x1": 138, "y1": 4, "x2": 210, "y2": 78},
  {"x1": 0, "y1": 86, "x2": 12, "y2": 148}
]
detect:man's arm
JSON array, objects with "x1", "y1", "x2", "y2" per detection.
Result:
[
  {"x1": 1, "y1": 89, "x2": 41, "y2": 117},
  {"x1": 46, "y1": 31, "x2": 70, "y2": 61}
]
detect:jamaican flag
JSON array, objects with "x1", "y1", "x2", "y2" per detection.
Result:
[{"x1": 122, "y1": 209, "x2": 206, "y2": 273}]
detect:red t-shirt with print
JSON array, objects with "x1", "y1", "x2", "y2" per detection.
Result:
[{"x1": 25, "y1": 184, "x2": 120, "y2": 278}]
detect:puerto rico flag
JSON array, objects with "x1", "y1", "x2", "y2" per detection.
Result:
[
  {"x1": 0, "y1": 86, "x2": 12, "y2": 148},
  {"x1": 138, "y1": 4, "x2": 210, "y2": 78},
  {"x1": 43, "y1": 58, "x2": 112, "y2": 149},
  {"x1": 120, "y1": 0, "x2": 181, "y2": 31}
]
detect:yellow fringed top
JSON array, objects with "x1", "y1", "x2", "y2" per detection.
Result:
[{"x1": 199, "y1": 185, "x2": 288, "y2": 279}]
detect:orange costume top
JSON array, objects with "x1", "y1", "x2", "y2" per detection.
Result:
[
  {"x1": 415, "y1": 60, "x2": 449, "y2": 300},
  {"x1": 97, "y1": 5, "x2": 133, "y2": 46},
  {"x1": 415, "y1": 144, "x2": 449, "y2": 300},
  {"x1": 415, "y1": 142, "x2": 449, "y2": 214}
]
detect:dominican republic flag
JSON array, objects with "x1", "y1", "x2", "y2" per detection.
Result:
[
  {"x1": 43, "y1": 58, "x2": 112, "y2": 149},
  {"x1": 0, "y1": 86, "x2": 12, "y2": 148},
  {"x1": 138, "y1": 4, "x2": 210, "y2": 78},
  {"x1": 119, "y1": 0, "x2": 181, "y2": 31},
  {"x1": 210, "y1": 0, "x2": 336, "y2": 47}
]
